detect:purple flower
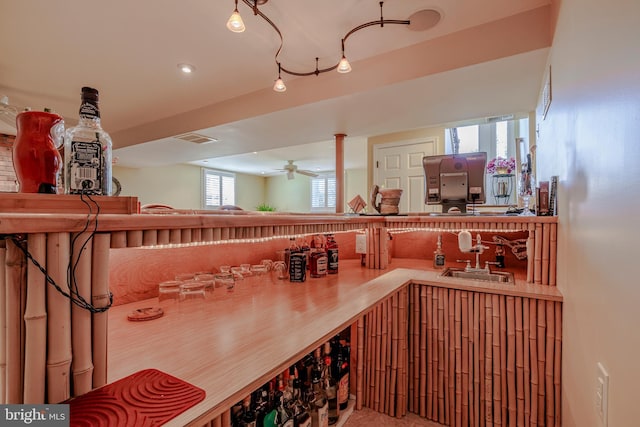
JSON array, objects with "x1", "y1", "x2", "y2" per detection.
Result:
[{"x1": 486, "y1": 156, "x2": 516, "y2": 174}]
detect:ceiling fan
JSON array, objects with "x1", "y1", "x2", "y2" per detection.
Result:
[{"x1": 278, "y1": 160, "x2": 319, "y2": 180}]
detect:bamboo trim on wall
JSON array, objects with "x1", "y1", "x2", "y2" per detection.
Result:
[
  {"x1": 5, "y1": 239, "x2": 26, "y2": 403},
  {"x1": 46, "y1": 232, "x2": 72, "y2": 404},
  {"x1": 23, "y1": 233, "x2": 47, "y2": 403},
  {"x1": 70, "y1": 232, "x2": 95, "y2": 396},
  {"x1": 91, "y1": 233, "x2": 111, "y2": 388},
  {"x1": 0, "y1": 246, "x2": 5, "y2": 404}
]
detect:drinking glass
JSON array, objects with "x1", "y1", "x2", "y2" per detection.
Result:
[
  {"x1": 175, "y1": 272, "x2": 195, "y2": 282},
  {"x1": 273, "y1": 261, "x2": 288, "y2": 280},
  {"x1": 178, "y1": 280, "x2": 206, "y2": 309},
  {"x1": 195, "y1": 273, "x2": 216, "y2": 296},
  {"x1": 251, "y1": 264, "x2": 268, "y2": 276},
  {"x1": 518, "y1": 169, "x2": 536, "y2": 216},
  {"x1": 214, "y1": 272, "x2": 235, "y2": 292},
  {"x1": 158, "y1": 280, "x2": 181, "y2": 313}
]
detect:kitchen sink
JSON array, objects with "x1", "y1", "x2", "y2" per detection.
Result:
[{"x1": 440, "y1": 268, "x2": 514, "y2": 283}]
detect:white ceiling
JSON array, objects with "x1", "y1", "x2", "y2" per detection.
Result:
[{"x1": 0, "y1": 0, "x2": 551, "y2": 177}]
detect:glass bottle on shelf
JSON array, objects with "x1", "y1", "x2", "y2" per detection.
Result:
[
  {"x1": 518, "y1": 155, "x2": 536, "y2": 216},
  {"x1": 64, "y1": 87, "x2": 112, "y2": 196},
  {"x1": 310, "y1": 235, "x2": 328, "y2": 278},
  {"x1": 311, "y1": 348, "x2": 329, "y2": 427},
  {"x1": 325, "y1": 234, "x2": 339, "y2": 274},
  {"x1": 433, "y1": 234, "x2": 446, "y2": 269},
  {"x1": 323, "y1": 343, "x2": 340, "y2": 425},
  {"x1": 288, "y1": 238, "x2": 306, "y2": 282},
  {"x1": 239, "y1": 395, "x2": 257, "y2": 427},
  {"x1": 333, "y1": 336, "x2": 350, "y2": 411}
]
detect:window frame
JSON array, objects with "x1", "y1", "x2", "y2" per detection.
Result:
[
  {"x1": 310, "y1": 173, "x2": 337, "y2": 213},
  {"x1": 201, "y1": 168, "x2": 236, "y2": 209}
]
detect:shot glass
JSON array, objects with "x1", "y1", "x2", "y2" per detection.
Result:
[
  {"x1": 273, "y1": 261, "x2": 288, "y2": 280},
  {"x1": 195, "y1": 272, "x2": 216, "y2": 296},
  {"x1": 214, "y1": 272, "x2": 235, "y2": 292}
]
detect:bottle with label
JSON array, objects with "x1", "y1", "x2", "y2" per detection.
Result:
[
  {"x1": 310, "y1": 236, "x2": 328, "y2": 278},
  {"x1": 292, "y1": 375, "x2": 312, "y2": 427},
  {"x1": 433, "y1": 234, "x2": 446, "y2": 269},
  {"x1": 311, "y1": 348, "x2": 329, "y2": 427},
  {"x1": 325, "y1": 234, "x2": 339, "y2": 274},
  {"x1": 495, "y1": 244, "x2": 505, "y2": 268},
  {"x1": 64, "y1": 87, "x2": 112, "y2": 195},
  {"x1": 333, "y1": 336, "x2": 350, "y2": 411},
  {"x1": 323, "y1": 343, "x2": 340, "y2": 425},
  {"x1": 239, "y1": 395, "x2": 258, "y2": 427},
  {"x1": 300, "y1": 237, "x2": 311, "y2": 271},
  {"x1": 287, "y1": 238, "x2": 306, "y2": 282}
]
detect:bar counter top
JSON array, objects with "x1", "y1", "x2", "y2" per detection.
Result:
[{"x1": 107, "y1": 259, "x2": 561, "y2": 426}]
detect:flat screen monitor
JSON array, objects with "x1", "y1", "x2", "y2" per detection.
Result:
[{"x1": 423, "y1": 152, "x2": 487, "y2": 213}]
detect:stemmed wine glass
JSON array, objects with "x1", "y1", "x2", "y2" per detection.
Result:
[{"x1": 518, "y1": 167, "x2": 536, "y2": 216}]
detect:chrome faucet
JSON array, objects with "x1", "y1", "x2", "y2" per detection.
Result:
[{"x1": 458, "y1": 232, "x2": 490, "y2": 273}]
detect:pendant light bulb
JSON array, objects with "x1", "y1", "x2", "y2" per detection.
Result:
[
  {"x1": 227, "y1": 1, "x2": 245, "y2": 33},
  {"x1": 273, "y1": 78, "x2": 286, "y2": 92},
  {"x1": 337, "y1": 40, "x2": 352, "y2": 73},
  {"x1": 337, "y1": 56, "x2": 352, "y2": 73},
  {"x1": 273, "y1": 63, "x2": 287, "y2": 92}
]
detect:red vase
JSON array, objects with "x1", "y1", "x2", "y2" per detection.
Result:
[{"x1": 13, "y1": 111, "x2": 64, "y2": 193}]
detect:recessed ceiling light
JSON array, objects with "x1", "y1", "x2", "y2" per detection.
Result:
[{"x1": 178, "y1": 63, "x2": 195, "y2": 74}]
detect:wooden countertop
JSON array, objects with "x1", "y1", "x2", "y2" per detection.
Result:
[
  {"x1": 0, "y1": 210, "x2": 556, "y2": 234},
  {"x1": 107, "y1": 259, "x2": 561, "y2": 426}
]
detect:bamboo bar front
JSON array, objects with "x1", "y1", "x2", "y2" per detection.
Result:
[
  {"x1": 406, "y1": 284, "x2": 562, "y2": 427},
  {"x1": 0, "y1": 211, "x2": 559, "y2": 427}
]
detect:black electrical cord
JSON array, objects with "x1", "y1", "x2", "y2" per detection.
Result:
[{"x1": 7, "y1": 191, "x2": 113, "y2": 313}]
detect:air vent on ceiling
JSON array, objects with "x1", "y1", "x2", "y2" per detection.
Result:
[
  {"x1": 174, "y1": 132, "x2": 219, "y2": 144},
  {"x1": 486, "y1": 114, "x2": 515, "y2": 123}
]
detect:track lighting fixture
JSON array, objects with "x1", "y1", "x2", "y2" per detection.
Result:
[
  {"x1": 273, "y1": 63, "x2": 286, "y2": 92},
  {"x1": 226, "y1": 0, "x2": 245, "y2": 33},
  {"x1": 337, "y1": 39, "x2": 352, "y2": 74},
  {"x1": 227, "y1": 1, "x2": 413, "y2": 91}
]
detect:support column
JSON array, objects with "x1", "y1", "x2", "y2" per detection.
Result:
[{"x1": 335, "y1": 133, "x2": 346, "y2": 213}]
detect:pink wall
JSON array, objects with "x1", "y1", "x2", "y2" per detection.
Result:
[{"x1": 535, "y1": 0, "x2": 640, "y2": 425}]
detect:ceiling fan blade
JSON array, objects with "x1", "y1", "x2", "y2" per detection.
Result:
[{"x1": 296, "y1": 169, "x2": 319, "y2": 178}]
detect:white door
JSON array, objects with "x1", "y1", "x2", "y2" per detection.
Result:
[{"x1": 373, "y1": 138, "x2": 438, "y2": 213}]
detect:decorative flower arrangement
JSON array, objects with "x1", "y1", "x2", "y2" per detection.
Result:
[{"x1": 486, "y1": 156, "x2": 516, "y2": 175}]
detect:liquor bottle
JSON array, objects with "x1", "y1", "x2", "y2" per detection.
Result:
[
  {"x1": 292, "y1": 375, "x2": 312, "y2": 427},
  {"x1": 495, "y1": 244, "x2": 505, "y2": 268},
  {"x1": 332, "y1": 336, "x2": 350, "y2": 411},
  {"x1": 309, "y1": 236, "x2": 328, "y2": 278},
  {"x1": 325, "y1": 234, "x2": 338, "y2": 274},
  {"x1": 239, "y1": 395, "x2": 258, "y2": 427},
  {"x1": 64, "y1": 87, "x2": 112, "y2": 195},
  {"x1": 433, "y1": 234, "x2": 446, "y2": 269},
  {"x1": 276, "y1": 391, "x2": 294, "y2": 427},
  {"x1": 254, "y1": 388, "x2": 270, "y2": 427},
  {"x1": 311, "y1": 348, "x2": 329, "y2": 427},
  {"x1": 323, "y1": 343, "x2": 340, "y2": 425},
  {"x1": 288, "y1": 238, "x2": 306, "y2": 282},
  {"x1": 300, "y1": 237, "x2": 311, "y2": 271}
]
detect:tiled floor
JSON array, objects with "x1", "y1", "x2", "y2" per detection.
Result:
[{"x1": 342, "y1": 407, "x2": 445, "y2": 427}]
